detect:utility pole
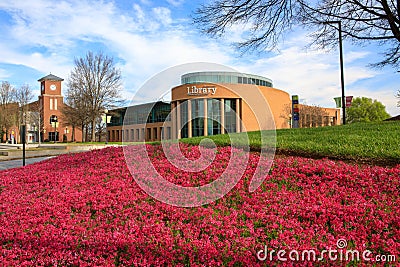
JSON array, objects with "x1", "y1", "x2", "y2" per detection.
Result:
[{"x1": 324, "y1": 20, "x2": 346, "y2": 125}]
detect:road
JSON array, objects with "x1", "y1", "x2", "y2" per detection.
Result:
[{"x1": 0, "y1": 156, "x2": 54, "y2": 171}]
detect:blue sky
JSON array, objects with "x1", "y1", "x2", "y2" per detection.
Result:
[{"x1": 0, "y1": 0, "x2": 399, "y2": 115}]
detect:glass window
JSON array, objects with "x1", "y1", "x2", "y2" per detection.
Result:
[
  {"x1": 224, "y1": 99, "x2": 237, "y2": 133},
  {"x1": 180, "y1": 101, "x2": 188, "y2": 138},
  {"x1": 153, "y1": 128, "x2": 157, "y2": 139},
  {"x1": 207, "y1": 99, "x2": 221, "y2": 136},
  {"x1": 191, "y1": 99, "x2": 204, "y2": 137}
]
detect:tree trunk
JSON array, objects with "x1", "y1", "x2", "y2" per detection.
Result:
[
  {"x1": 82, "y1": 123, "x2": 85, "y2": 142},
  {"x1": 91, "y1": 120, "x2": 96, "y2": 142},
  {"x1": 72, "y1": 125, "x2": 75, "y2": 142}
]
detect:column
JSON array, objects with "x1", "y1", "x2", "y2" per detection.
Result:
[
  {"x1": 220, "y1": 99, "x2": 225, "y2": 134},
  {"x1": 176, "y1": 101, "x2": 181, "y2": 139},
  {"x1": 157, "y1": 127, "x2": 161, "y2": 141},
  {"x1": 236, "y1": 98, "x2": 241, "y2": 133},
  {"x1": 171, "y1": 102, "x2": 176, "y2": 139},
  {"x1": 188, "y1": 99, "x2": 192, "y2": 138},
  {"x1": 203, "y1": 98, "x2": 208, "y2": 136}
]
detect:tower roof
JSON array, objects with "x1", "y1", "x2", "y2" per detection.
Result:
[{"x1": 38, "y1": 74, "x2": 64, "y2": 82}]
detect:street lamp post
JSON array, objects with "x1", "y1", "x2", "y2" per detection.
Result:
[
  {"x1": 104, "y1": 110, "x2": 111, "y2": 144},
  {"x1": 324, "y1": 20, "x2": 346, "y2": 125}
]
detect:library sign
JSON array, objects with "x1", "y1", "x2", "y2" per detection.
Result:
[{"x1": 187, "y1": 85, "x2": 217, "y2": 96}]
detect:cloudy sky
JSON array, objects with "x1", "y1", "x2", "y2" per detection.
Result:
[{"x1": 0, "y1": 0, "x2": 399, "y2": 115}]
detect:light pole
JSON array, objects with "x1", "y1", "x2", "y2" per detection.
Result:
[
  {"x1": 324, "y1": 20, "x2": 346, "y2": 125},
  {"x1": 104, "y1": 110, "x2": 111, "y2": 144}
]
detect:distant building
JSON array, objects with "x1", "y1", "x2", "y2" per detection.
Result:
[
  {"x1": 1, "y1": 74, "x2": 83, "y2": 143},
  {"x1": 107, "y1": 101, "x2": 171, "y2": 142},
  {"x1": 0, "y1": 103, "x2": 19, "y2": 143},
  {"x1": 107, "y1": 71, "x2": 340, "y2": 142}
]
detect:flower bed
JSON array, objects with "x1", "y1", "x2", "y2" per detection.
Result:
[{"x1": 0, "y1": 145, "x2": 399, "y2": 266}]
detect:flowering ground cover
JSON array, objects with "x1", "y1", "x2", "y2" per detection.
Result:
[{"x1": 0, "y1": 144, "x2": 399, "y2": 266}]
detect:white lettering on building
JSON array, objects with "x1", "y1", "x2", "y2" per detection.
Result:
[{"x1": 187, "y1": 86, "x2": 216, "y2": 96}]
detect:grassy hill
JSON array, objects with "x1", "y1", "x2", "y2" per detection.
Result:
[{"x1": 180, "y1": 121, "x2": 400, "y2": 166}]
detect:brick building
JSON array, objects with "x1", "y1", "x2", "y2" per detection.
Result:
[
  {"x1": 1, "y1": 74, "x2": 82, "y2": 143},
  {"x1": 36, "y1": 74, "x2": 82, "y2": 142}
]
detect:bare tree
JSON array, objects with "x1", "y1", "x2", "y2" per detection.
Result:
[
  {"x1": 397, "y1": 89, "x2": 400, "y2": 107},
  {"x1": 0, "y1": 81, "x2": 17, "y2": 142},
  {"x1": 65, "y1": 51, "x2": 122, "y2": 142},
  {"x1": 15, "y1": 84, "x2": 34, "y2": 125},
  {"x1": 194, "y1": 0, "x2": 400, "y2": 68},
  {"x1": 61, "y1": 97, "x2": 88, "y2": 142}
]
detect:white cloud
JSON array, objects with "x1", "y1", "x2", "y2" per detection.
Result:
[
  {"x1": 0, "y1": 1, "x2": 232, "y2": 90},
  {"x1": 235, "y1": 34, "x2": 382, "y2": 112},
  {"x1": 0, "y1": 68, "x2": 11, "y2": 80},
  {"x1": 153, "y1": 7, "x2": 172, "y2": 25},
  {"x1": 166, "y1": 0, "x2": 185, "y2": 7},
  {"x1": 0, "y1": 0, "x2": 397, "y2": 117}
]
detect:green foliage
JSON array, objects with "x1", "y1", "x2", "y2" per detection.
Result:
[{"x1": 346, "y1": 97, "x2": 390, "y2": 123}]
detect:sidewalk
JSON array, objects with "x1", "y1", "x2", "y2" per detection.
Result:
[
  {"x1": 0, "y1": 156, "x2": 55, "y2": 171},
  {"x1": 0, "y1": 143, "x2": 120, "y2": 161}
]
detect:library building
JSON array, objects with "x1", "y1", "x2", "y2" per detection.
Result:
[{"x1": 107, "y1": 71, "x2": 340, "y2": 142}]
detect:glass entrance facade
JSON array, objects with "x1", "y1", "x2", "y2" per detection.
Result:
[{"x1": 176, "y1": 98, "x2": 239, "y2": 139}]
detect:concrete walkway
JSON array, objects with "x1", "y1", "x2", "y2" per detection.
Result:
[
  {"x1": 0, "y1": 156, "x2": 55, "y2": 171},
  {"x1": 0, "y1": 143, "x2": 120, "y2": 162}
]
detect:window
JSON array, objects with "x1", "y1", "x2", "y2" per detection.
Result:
[
  {"x1": 50, "y1": 115, "x2": 58, "y2": 126},
  {"x1": 153, "y1": 128, "x2": 158, "y2": 139},
  {"x1": 180, "y1": 101, "x2": 188, "y2": 138},
  {"x1": 54, "y1": 99, "x2": 58, "y2": 110},
  {"x1": 191, "y1": 99, "x2": 204, "y2": 137},
  {"x1": 50, "y1": 99, "x2": 53, "y2": 110},
  {"x1": 207, "y1": 99, "x2": 221, "y2": 136},
  {"x1": 48, "y1": 132, "x2": 59, "y2": 142},
  {"x1": 166, "y1": 127, "x2": 171, "y2": 139},
  {"x1": 224, "y1": 99, "x2": 237, "y2": 133},
  {"x1": 147, "y1": 128, "x2": 151, "y2": 140}
]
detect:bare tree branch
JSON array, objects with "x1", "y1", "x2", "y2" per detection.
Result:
[
  {"x1": 193, "y1": 0, "x2": 400, "y2": 68},
  {"x1": 64, "y1": 51, "x2": 122, "y2": 142}
]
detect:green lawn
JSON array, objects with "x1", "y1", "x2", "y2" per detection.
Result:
[{"x1": 180, "y1": 121, "x2": 400, "y2": 165}]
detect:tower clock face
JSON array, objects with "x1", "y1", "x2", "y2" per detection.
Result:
[{"x1": 50, "y1": 84, "x2": 57, "y2": 90}]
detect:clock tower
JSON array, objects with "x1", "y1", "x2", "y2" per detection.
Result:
[{"x1": 38, "y1": 74, "x2": 64, "y2": 142}]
